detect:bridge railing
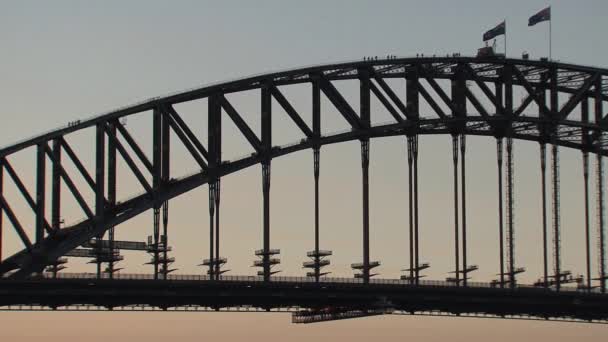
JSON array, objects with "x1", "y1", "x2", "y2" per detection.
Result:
[{"x1": 30, "y1": 272, "x2": 597, "y2": 293}]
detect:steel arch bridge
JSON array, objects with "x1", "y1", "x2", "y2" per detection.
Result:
[{"x1": 1, "y1": 56, "x2": 608, "y2": 323}]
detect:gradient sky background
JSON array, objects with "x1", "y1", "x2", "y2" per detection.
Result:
[{"x1": 1, "y1": 0, "x2": 608, "y2": 340}]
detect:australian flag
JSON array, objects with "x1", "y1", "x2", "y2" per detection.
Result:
[
  {"x1": 529, "y1": 6, "x2": 551, "y2": 26},
  {"x1": 483, "y1": 21, "x2": 506, "y2": 41}
]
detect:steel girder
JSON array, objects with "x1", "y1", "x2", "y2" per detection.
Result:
[{"x1": 0, "y1": 56, "x2": 608, "y2": 279}]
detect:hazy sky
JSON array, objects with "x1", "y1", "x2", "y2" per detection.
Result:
[{"x1": 1, "y1": 0, "x2": 608, "y2": 340}]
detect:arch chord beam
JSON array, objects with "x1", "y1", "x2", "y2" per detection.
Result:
[
  {"x1": 369, "y1": 72, "x2": 409, "y2": 121},
  {"x1": 220, "y1": 96, "x2": 262, "y2": 153},
  {"x1": 114, "y1": 122, "x2": 153, "y2": 173},
  {"x1": 43, "y1": 144, "x2": 94, "y2": 219},
  {"x1": 163, "y1": 109, "x2": 208, "y2": 171},
  {"x1": 318, "y1": 77, "x2": 363, "y2": 130},
  {"x1": 59, "y1": 138, "x2": 97, "y2": 190},
  {"x1": 463, "y1": 64, "x2": 506, "y2": 116},
  {"x1": 512, "y1": 67, "x2": 552, "y2": 116},
  {"x1": 1, "y1": 158, "x2": 52, "y2": 234},
  {"x1": 102, "y1": 123, "x2": 152, "y2": 193},
  {"x1": 368, "y1": 80, "x2": 405, "y2": 123},
  {"x1": 164, "y1": 105, "x2": 209, "y2": 161},
  {"x1": 0, "y1": 194, "x2": 32, "y2": 250},
  {"x1": 418, "y1": 84, "x2": 447, "y2": 119},
  {"x1": 269, "y1": 86, "x2": 314, "y2": 138}
]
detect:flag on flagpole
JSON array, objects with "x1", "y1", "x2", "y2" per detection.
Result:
[
  {"x1": 529, "y1": 6, "x2": 551, "y2": 26},
  {"x1": 483, "y1": 21, "x2": 506, "y2": 41}
]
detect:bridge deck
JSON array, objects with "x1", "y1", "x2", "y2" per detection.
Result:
[{"x1": 1, "y1": 273, "x2": 607, "y2": 323}]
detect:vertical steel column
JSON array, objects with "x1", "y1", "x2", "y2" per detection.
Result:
[
  {"x1": 51, "y1": 139, "x2": 61, "y2": 232},
  {"x1": 451, "y1": 134, "x2": 460, "y2": 285},
  {"x1": 214, "y1": 107, "x2": 221, "y2": 279},
  {"x1": 582, "y1": 98, "x2": 591, "y2": 291},
  {"x1": 152, "y1": 108, "x2": 162, "y2": 280},
  {"x1": 496, "y1": 138, "x2": 505, "y2": 287},
  {"x1": 312, "y1": 77, "x2": 322, "y2": 282},
  {"x1": 598, "y1": 153, "x2": 605, "y2": 293},
  {"x1": 207, "y1": 96, "x2": 217, "y2": 279},
  {"x1": 460, "y1": 134, "x2": 468, "y2": 286},
  {"x1": 407, "y1": 136, "x2": 414, "y2": 282},
  {"x1": 107, "y1": 122, "x2": 117, "y2": 278},
  {"x1": 452, "y1": 64, "x2": 467, "y2": 286},
  {"x1": 161, "y1": 111, "x2": 170, "y2": 279},
  {"x1": 406, "y1": 65, "x2": 420, "y2": 284},
  {"x1": 35, "y1": 144, "x2": 46, "y2": 245},
  {"x1": 595, "y1": 77, "x2": 606, "y2": 293},
  {"x1": 214, "y1": 180, "x2": 220, "y2": 279},
  {"x1": 503, "y1": 64, "x2": 516, "y2": 288},
  {"x1": 413, "y1": 135, "x2": 420, "y2": 284},
  {"x1": 208, "y1": 94, "x2": 221, "y2": 279},
  {"x1": 551, "y1": 142, "x2": 561, "y2": 290},
  {"x1": 50, "y1": 140, "x2": 61, "y2": 277},
  {"x1": 540, "y1": 142, "x2": 549, "y2": 287},
  {"x1": 95, "y1": 124, "x2": 105, "y2": 278},
  {"x1": 261, "y1": 84, "x2": 272, "y2": 282},
  {"x1": 360, "y1": 68, "x2": 371, "y2": 284},
  {"x1": 506, "y1": 137, "x2": 515, "y2": 287},
  {"x1": 550, "y1": 67, "x2": 561, "y2": 291},
  {"x1": 208, "y1": 182, "x2": 215, "y2": 278},
  {"x1": 361, "y1": 140, "x2": 370, "y2": 283},
  {"x1": 313, "y1": 147, "x2": 320, "y2": 281},
  {"x1": 583, "y1": 150, "x2": 591, "y2": 290},
  {"x1": 495, "y1": 80, "x2": 504, "y2": 288}
]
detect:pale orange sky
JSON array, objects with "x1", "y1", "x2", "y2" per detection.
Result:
[{"x1": 1, "y1": 312, "x2": 606, "y2": 341}]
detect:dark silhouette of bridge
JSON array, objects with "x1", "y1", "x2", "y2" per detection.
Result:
[{"x1": 1, "y1": 56, "x2": 608, "y2": 323}]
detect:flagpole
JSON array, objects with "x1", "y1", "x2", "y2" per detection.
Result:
[
  {"x1": 504, "y1": 19, "x2": 507, "y2": 58},
  {"x1": 549, "y1": 9, "x2": 552, "y2": 60}
]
